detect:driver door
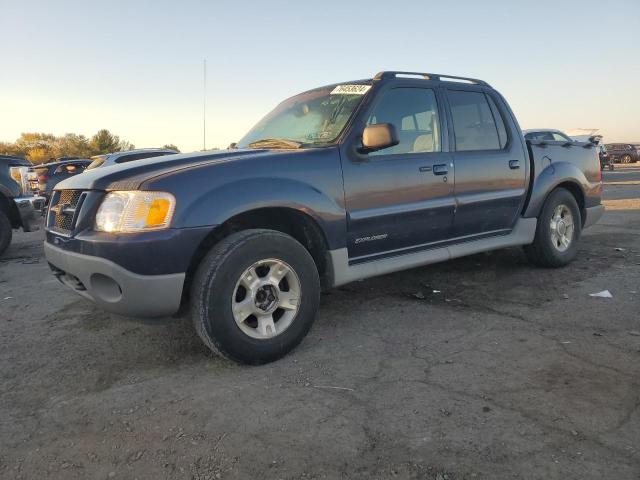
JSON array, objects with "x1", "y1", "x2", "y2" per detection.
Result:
[{"x1": 341, "y1": 86, "x2": 455, "y2": 260}]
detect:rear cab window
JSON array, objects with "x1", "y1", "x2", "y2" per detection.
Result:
[{"x1": 53, "y1": 163, "x2": 86, "y2": 175}]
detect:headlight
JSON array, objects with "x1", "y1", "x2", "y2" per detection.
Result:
[{"x1": 95, "y1": 191, "x2": 176, "y2": 233}]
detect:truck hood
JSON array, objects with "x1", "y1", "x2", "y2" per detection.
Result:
[{"x1": 55, "y1": 149, "x2": 286, "y2": 191}]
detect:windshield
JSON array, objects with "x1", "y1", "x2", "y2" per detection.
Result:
[
  {"x1": 236, "y1": 84, "x2": 371, "y2": 149},
  {"x1": 87, "y1": 156, "x2": 107, "y2": 170}
]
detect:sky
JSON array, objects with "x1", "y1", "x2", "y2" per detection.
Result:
[{"x1": 1, "y1": 0, "x2": 639, "y2": 152}]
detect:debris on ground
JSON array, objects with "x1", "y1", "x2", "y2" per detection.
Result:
[
  {"x1": 614, "y1": 247, "x2": 626, "y2": 252},
  {"x1": 411, "y1": 292, "x2": 426, "y2": 300},
  {"x1": 313, "y1": 385, "x2": 355, "y2": 392},
  {"x1": 589, "y1": 290, "x2": 613, "y2": 298},
  {"x1": 562, "y1": 293, "x2": 569, "y2": 299},
  {"x1": 628, "y1": 331, "x2": 640, "y2": 337}
]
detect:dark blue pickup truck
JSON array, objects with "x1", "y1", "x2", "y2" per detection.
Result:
[{"x1": 44, "y1": 71, "x2": 604, "y2": 364}]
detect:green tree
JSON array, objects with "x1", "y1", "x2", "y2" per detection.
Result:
[
  {"x1": 13, "y1": 133, "x2": 57, "y2": 164},
  {"x1": 90, "y1": 129, "x2": 124, "y2": 155},
  {"x1": 1, "y1": 130, "x2": 136, "y2": 162},
  {"x1": 52, "y1": 133, "x2": 92, "y2": 158},
  {"x1": 0, "y1": 142, "x2": 19, "y2": 156},
  {"x1": 162, "y1": 144, "x2": 180, "y2": 152}
]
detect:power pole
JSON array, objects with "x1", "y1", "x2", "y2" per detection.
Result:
[{"x1": 203, "y1": 58, "x2": 207, "y2": 151}]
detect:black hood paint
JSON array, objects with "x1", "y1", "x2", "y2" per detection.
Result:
[{"x1": 55, "y1": 149, "x2": 281, "y2": 191}]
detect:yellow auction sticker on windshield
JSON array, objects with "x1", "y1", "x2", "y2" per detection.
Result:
[{"x1": 331, "y1": 84, "x2": 371, "y2": 95}]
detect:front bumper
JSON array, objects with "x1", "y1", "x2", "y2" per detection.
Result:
[
  {"x1": 45, "y1": 242, "x2": 185, "y2": 318},
  {"x1": 583, "y1": 204, "x2": 605, "y2": 229},
  {"x1": 14, "y1": 195, "x2": 46, "y2": 232}
]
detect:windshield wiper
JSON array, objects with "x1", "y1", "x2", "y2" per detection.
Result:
[{"x1": 247, "y1": 138, "x2": 303, "y2": 149}]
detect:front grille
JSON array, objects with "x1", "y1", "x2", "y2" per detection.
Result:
[{"x1": 49, "y1": 189, "x2": 84, "y2": 235}]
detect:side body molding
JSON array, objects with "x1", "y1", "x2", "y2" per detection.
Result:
[{"x1": 329, "y1": 217, "x2": 537, "y2": 287}]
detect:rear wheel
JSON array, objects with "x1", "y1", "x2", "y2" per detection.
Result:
[
  {"x1": 622, "y1": 154, "x2": 632, "y2": 164},
  {"x1": 0, "y1": 210, "x2": 12, "y2": 257},
  {"x1": 524, "y1": 188, "x2": 581, "y2": 268},
  {"x1": 190, "y1": 229, "x2": 320, "y2": 365}
]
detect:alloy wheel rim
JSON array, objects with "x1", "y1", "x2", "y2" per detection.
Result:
[
  {"x1": 231, "y1": 258, "x2": 301, "y2": 339},
  {"x1": 549, "y1": 204, "x2": 574, "y2": 252}
]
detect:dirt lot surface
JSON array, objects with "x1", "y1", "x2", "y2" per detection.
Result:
[{"x1": 1, "y1": 165, "x2": 639, "y2": 480}]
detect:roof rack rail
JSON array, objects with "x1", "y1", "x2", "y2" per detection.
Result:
[{"x1": 373, "y1": 71, "x2": 489, "y2": 86}]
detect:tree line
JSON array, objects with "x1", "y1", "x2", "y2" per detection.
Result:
[{"x1": 0, "y1": 130, "x2": 179, "y2": 164}]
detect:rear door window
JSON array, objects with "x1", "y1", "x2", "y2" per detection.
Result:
[{"x1": 447, "y1": 90, "x2": 503, "y2": 152}]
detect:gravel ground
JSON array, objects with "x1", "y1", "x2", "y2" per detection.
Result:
[{"x1": 1, "y1": 165, "x2": 639, "y2": 479}]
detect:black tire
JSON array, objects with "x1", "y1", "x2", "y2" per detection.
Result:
[
  {"x1": 0, "y1": 210, "x2": 12, "y2": 257},
  {"x1": 524, "y1": 188, "x2": 582, "y2": 268},
  {"x1": 190, "y1": 229, "x2": 320, "y2": 365},
  {"x1": 622, "y1": 154, "x2": 632, "y2": 164}
]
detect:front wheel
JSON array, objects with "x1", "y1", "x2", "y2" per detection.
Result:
[
  {"x1": 622, "y1": 154, "x2": 632, "y2": 164},
  {"x1": 0, "y1": 210, "x2": 12, "y2": 257},
  {"x1": 524, "y1": 188, "x2": 582, "y2": 268},
  {"x1": 190, "y1": 229, "x2": 320, "y2": 365}
]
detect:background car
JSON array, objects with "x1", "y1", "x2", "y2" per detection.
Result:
[
  {"x1": 604, "y1": 143, "x2": 639, "y2": 164},
  {"x1": 86, "y1": 148, "x2": 178, "y2": 170},
  {"x1": 523, "y1": 129, "x2": 575, "y2": 143},
  {"x1": 27, "y1": 159, "x2": 91, "y2": 203}
]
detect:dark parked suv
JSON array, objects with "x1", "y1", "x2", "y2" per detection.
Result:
[
  {"x1": 28, "y1": 159, "x2": 91, "y2": 203},
  {"x1": 605, "y1": 144, "x2": 639, "y2": 164},
  {"x1": 45, "y1": 70, "x2": 603, "y2": 364}
]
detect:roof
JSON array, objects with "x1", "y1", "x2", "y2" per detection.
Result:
[
  {"x1": 373, "y1": 70, "x2": 489, "y2": 86},
  {"x1": 34, "y1": 159, "x2": 91, "y2": 168},
  {"x1": 102, "y1": 148, "x2": 178, "y2": 159}
]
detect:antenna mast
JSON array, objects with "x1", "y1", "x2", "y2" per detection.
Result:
[{"x1": 203, "y1": 59, "x2": 207, "y2": 150}]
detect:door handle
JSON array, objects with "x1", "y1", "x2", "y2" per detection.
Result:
[
  {"x1": 433, "y1": 164, "x2": 448, "y2": 175},
  {"x1": 509, "y1": 160, "x2": 520, "y2": 169},
  {"x1": 419, "y1": 165, "x2": 432, "y2": 172}
]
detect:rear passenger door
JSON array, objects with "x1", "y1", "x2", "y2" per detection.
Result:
[{"x1": 445, "y1": 88, "x2": 527, "y2": 237}]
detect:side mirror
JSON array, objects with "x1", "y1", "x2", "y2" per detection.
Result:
[
  {"x1": 588, "y1": 135, "x2": 601, "y2": 146},
  {"x1": 361, "y1": 123, "x2": 399, "y2": 153}
]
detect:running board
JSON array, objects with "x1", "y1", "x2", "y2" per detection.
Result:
[{"x1": 329, "y1": 218, "x2": 537, "y2": 287}]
